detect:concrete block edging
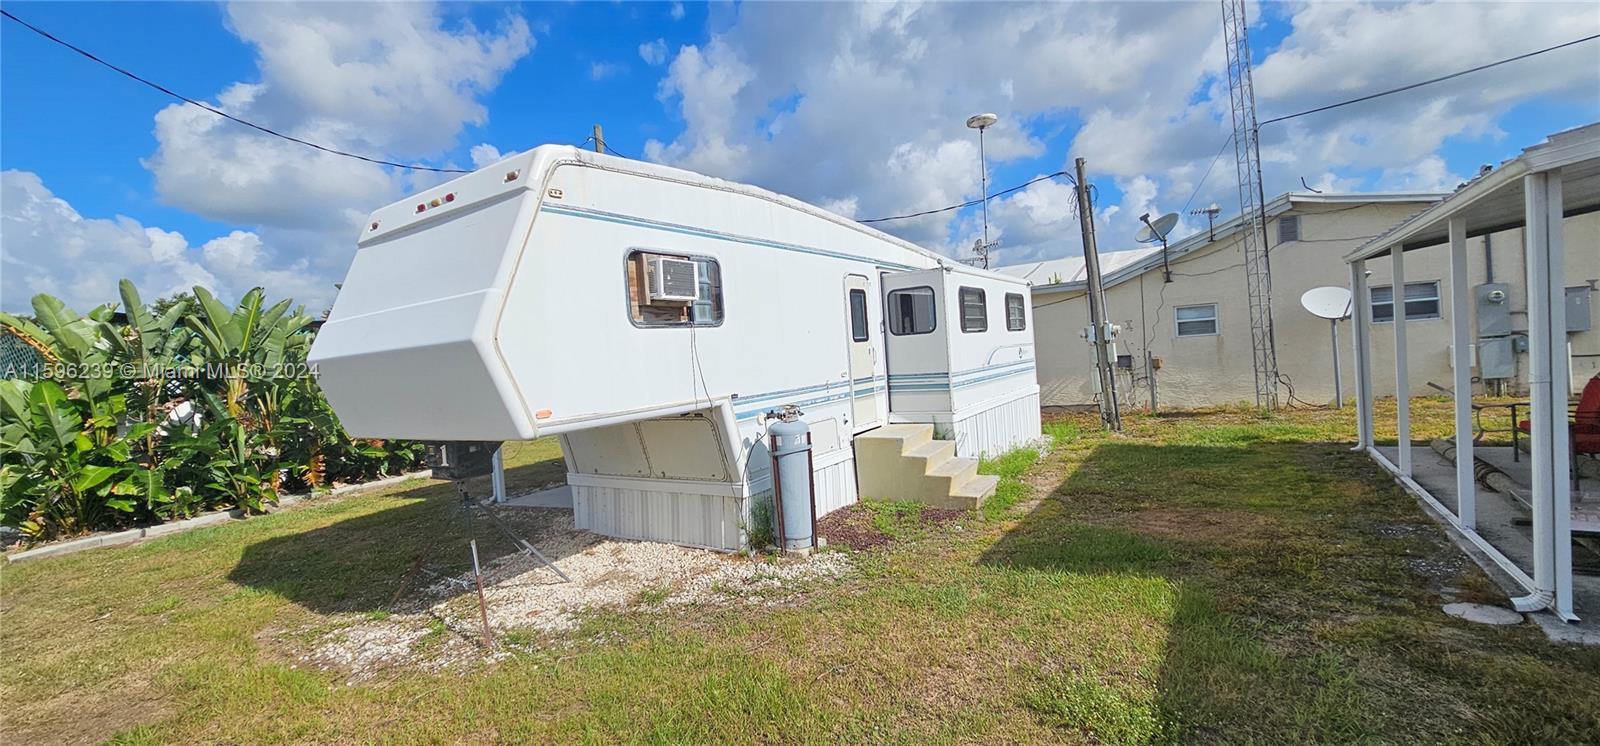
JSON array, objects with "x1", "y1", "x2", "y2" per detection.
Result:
[{"x1": 5, "y1": 469, "x2": 434, "y2": 564}]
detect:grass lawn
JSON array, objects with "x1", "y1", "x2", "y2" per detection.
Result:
[{"x1": 4, "y1": 400, "x2": 1599, "y2": 743}]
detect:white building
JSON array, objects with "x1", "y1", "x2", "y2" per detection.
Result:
[{"x1": 1001, "y1": 190, "x2": 1600, "y2": 410}]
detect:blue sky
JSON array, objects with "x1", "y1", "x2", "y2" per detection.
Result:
[{"x1": 3, "y1": 1, "x2": 1597, "y2": 312}]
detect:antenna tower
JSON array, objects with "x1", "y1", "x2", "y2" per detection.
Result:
[{"x1": 1220, "y1": 0, "x2": 1279, "y2": 409}]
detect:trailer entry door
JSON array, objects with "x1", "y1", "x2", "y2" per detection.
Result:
[{"x1": 844, "y1": 274, "x2": 881, "y2": 431}]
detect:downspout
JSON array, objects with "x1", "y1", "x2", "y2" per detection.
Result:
[{"x1": 1484, "y1": 232, "x2": 1494, "y2": 284}]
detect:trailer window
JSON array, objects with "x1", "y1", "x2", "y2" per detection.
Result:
[
  {"x1": 887, "y1": 287, "x2": 936, "y2": 335},
  {"x1": 848, "y1": 289, "x2": 870, "y2": 342},
  {"x1": 1005, "y1": 293, "x2": 1026, "y2": 331},
  {"x1": 959, "y1": 287, "x2": 987, "y2": 333},
  {"x1": 625, "y1": 250, "x2": 723, "y2": 327}
]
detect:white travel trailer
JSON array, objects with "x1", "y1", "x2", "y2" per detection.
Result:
[{"x1": 309, "y1": 146, "x2": 1041, "y2": 551}]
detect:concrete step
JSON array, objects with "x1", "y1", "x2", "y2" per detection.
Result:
[
  {"x1": 927, "y1": 455, "x2": 979, "y2": 486},
  {"x1": 855, "y1": 423, "x2": 990, "y2": 512},
  {"x1": 949, "y1": 474, "x2": 1000, "y2": 508},
  {"x1": 905, "y1": 439, "x2": 955, "y2": 468},
  {"x1": 855, "y1": 423, "x2": 934, "y2": 449}
]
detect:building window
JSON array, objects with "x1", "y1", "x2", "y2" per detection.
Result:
[
  {"x1": 626, "y1": 250, "x2": 723, "y2": 327},
  {"x1": 1371, "y1": 281, "x2": 1441, "y2": 322},
  {"x1": 959, "y1": 287, "x2": 987, "y2": 333},
  {"x1": 1175, "y1": 304, "x2": 1218, "y2": 337},
  {"x1": 848, "y1": 288, "x2": 869, "y2": 342},
  {"x1": 1277, "y1": 215, "x2": 1300, "y2": 243},
  {"x1": 1005, "y1": 293, "x2": 1027, "y2": 331},
  {"x1": 887, "y1": 286, "x2": 937, "y2": 335}
]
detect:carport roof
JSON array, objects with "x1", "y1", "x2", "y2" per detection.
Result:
[{"x1": 1346, "y1": 123, "x2": 1600, "y2": 262}]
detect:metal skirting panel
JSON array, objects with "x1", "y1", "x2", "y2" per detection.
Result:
[
  {"x1": 952, "y1": 391, "x2": 1042, "y2": 459},
  {"x1": 572, "y1": 483, "x2": 743, "y2": 552},
  {"x1": 813, "y1": 456, "x2": 859, "y2": 517}
]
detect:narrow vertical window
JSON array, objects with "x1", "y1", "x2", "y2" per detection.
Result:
[
  {"x1": 1005, "y1": 293, "x2": 1026, "y2": 331},
  {"x1": 848, "y1": 288, "x2": 869, "y2": 342},
  {"x1": 959, "y1": 287, "x2": 987, "y2": 333}
]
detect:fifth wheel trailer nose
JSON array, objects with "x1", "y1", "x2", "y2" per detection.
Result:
[{"x1": 308, "y1": 149, "x2": 557, "y2": 441}]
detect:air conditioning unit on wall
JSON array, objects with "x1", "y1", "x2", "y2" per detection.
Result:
[{"x1": 647, "y1": 257, "x2": 699, "y2": 303}]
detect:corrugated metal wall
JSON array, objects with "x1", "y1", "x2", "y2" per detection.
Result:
[
  {"x1": 573, "y1": 484, "x2": 743, "y2": 551},
  {"x1": 573, "y1": 455, "x2": 858, "y2": 553},
  {"x1": 813, "y1": 456, "x2": 859, "y2": 516},
  {"x1": 952, "y1": 392, "x2": 1042, "y2": 458}
]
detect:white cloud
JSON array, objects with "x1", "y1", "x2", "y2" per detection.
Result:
[
  {"x1": 470, "y1": 143, "x2": 505, "y2": 168},
  {"x1": 670, "y1": 2, "x2": 684, "y2": 21},
  {"x1": 136, "y1": 1, "x2": 534, "y2": 307},
  {"x1": 639, "y1": 38, "x2": 669, "y2": 66},
  {"x1": 1, "y1": 171, "x2": 334, "y2": 312},
  {"x1": 644, "y1": 1, "x2": 1599, "y2": 266},
  {"x1": 589, "y1": 61, "x2": 625, "y2": 81}
]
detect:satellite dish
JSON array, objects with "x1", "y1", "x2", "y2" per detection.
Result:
[
  {"x1": 1135, "y1": 212, "x2": 1180, "y2": 243},
  {"x1": 1300, "y1": 286, "x2": 1353, "y2": 320},
  {"x1": 965, "y1": 112, "x2": 998, "y2": 130}
]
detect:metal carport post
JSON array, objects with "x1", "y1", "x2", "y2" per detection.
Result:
[
  {"x1": 1522, "y1": 169, "x2": 1575, "y2": 620},
  {"x1": 1349, "y1": 260, "x2": 1374, "y2": 451}
]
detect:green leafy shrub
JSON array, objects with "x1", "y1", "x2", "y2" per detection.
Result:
[{"x1": 0, "y1": 281, "x2": 425, "y2": 540}]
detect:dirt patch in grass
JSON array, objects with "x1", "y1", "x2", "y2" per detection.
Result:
[
  {"x1": 1126, "y1": 507, "x2": 1284, "y2": 544},
  {"x1": 816, "y1": 502, "x2": 964, "y2": 550},
  {"x1": 15, "y1": 672, "x2": 171, "y2": 746}
]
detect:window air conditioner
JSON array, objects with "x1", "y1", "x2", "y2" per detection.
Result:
[{"x1": 647, "y1": 257, "x2": 700, "y2": 303}]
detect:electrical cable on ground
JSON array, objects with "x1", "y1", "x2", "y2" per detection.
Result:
[
  {"x1": 0, "y1": 8, "x2": 469, "y2": 174},
  {"x1": 1258, "y1": 33, "x2": 1600, "y2": 128}
]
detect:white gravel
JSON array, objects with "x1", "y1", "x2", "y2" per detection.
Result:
[{"x1": 304, "y1": 508, "x2": 853, "y2": 678}]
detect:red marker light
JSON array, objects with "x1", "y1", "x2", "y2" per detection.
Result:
[
  {"x1": 444, "y1": 193, "x2": 455, "y2": 203},
  {"x1": 415, "y1": 204, "x2": 426, "y2": 213}
]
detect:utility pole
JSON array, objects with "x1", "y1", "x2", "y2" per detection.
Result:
[
  {"x1": 592, "y1": 124, "x2": 605, "y2": 154},
  {"x1": 1075, "y1": 157, "x2": 1121, "y2": 431}
]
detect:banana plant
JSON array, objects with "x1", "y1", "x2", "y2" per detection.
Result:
[
  {"x1": 0, "y1": 378, "x2": 161, "y2": 536},
  {"x1": 98, "y1": 280, "x2": 192, "y2": 463},
  {"x1": 182, "y1": 286, "x2": 313, "y2": 505},
  {"x1": 184, "y1": 286, "x2": 311, "y2": 420},
  {"x1": 1, "y1": 295, "x2": 119, "y2": 425}
]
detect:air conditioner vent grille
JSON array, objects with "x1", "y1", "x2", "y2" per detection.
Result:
[{"x1": 648, "y1": 257, "x2": 700, "y2": 302}]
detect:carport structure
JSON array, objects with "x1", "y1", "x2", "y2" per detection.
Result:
[{"x1": 1345, "y1": 123, "x2": 1600, "y2": 622}]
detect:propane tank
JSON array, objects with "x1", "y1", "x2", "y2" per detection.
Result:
[{"x1": 766, "y1": 405, "x2": 815, "y2": 552}]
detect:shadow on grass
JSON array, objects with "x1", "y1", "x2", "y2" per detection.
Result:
[
  {"x1": 975, "y1": 438, "x2": 1455, "y2": 742},
  {"x1": 228, "y1": 455, "x2": 574, "y2": 614}
]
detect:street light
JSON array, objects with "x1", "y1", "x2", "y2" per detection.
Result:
[{"x1": 966, "y1": 112, "x2": 999, "y2": 268}]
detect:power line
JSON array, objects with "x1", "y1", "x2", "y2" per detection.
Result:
[
  {"x1": 859, "y1": 170, "x2": 1073, "y2": 224},
  {"x1": 1259, "y1": 33, "x2": 1600, "y2": 128},
  {"x1": 1179, "y1": 132, "x2": 1234, "y2": 217},
  {"x1": 0, "y1": 9, "x2": 469, "y2": 174}
]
